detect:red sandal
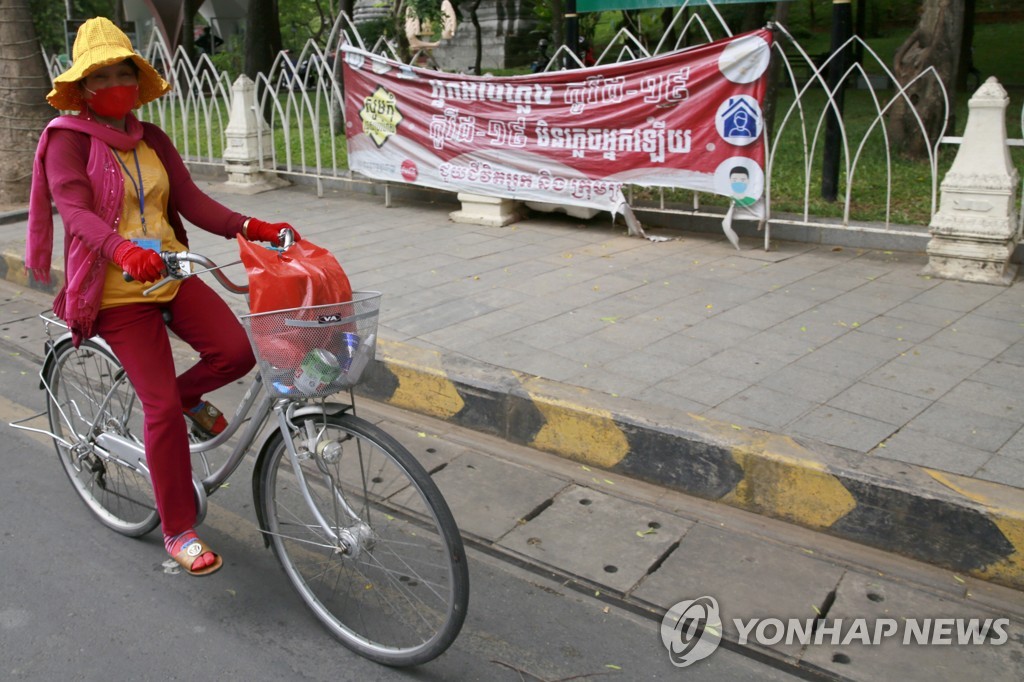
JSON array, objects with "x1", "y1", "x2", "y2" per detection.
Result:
[
  {"x1": 168, "y1": 532, "x2": 223, "y2": 576},
  {"x1": 183, "y1": 400, "x2": 227, "y2": 439}
]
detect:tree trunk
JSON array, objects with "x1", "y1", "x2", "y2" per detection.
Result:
[
  {"x1": 0, "y1": 0, "x2": 54, "y2": 207},
  {"x1": 955, "y1": 0, "x2": 977, "y2": 92},
  {"x1": 739, "y1": 3, "x2": 768, "y2": 33},
  {"x1": 245, "y1": 0, "x2": 283, "y2": 79},
  {"x1": 550, "y1": 0, "x2": 563, "y2": 56},
  {"x1": 887, "y1": 0, "x2": 965, "y2": 159},
  {"x1": 469, "y1": 0, "x2": 482, "y2": 75},
  {"x1": 762, "y1": 2, "x2": 791, "y2": 144}
]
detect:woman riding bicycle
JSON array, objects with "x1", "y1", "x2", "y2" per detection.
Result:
[{"x1": 26, "y1": 17, "x2": 299, "y2": 576}]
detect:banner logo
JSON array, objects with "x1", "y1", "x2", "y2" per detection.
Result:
[{"x1": 359, "y1": 86, "x2": 403, "y2": 148}]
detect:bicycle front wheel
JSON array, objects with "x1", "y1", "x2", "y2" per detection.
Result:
[
  {"x1": 258, "y1": 413, "x2": 469, "y2": 666},
  {"x1": 46, "y1": 340, "x2": 159, "y2": 537}
]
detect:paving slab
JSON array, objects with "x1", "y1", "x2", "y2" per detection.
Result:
[
  {"x1": 426, "y1": 452, "x2": 569, "y2": 542},
  {"x1": 499, "y1": 484, "x2": 693, "y2": 593},
  {"x1": 801, "y1": 570, "x2": 1024, "y2": 681},
  {"x1": 632, "y1": 523, "x2": 845, "y2": 659}
]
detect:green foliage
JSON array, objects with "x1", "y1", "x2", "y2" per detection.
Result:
[
  {"x1": 355, "y1": 18, "x2": 396, "y2": 50},
  {"x1": 278, "y1": 0, "x2": 333, "y2": 51},
  {"x1": 209, "y1": 34, "x2": 245, "y2": 80},
  {"x1": 406, "y1": 0, "x2": 445, "y2": 36},
  {"x1": 30, "y1": 0, "x2": 119, "y2": 55}
]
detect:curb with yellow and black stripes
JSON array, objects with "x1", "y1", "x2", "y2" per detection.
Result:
[
  {"x1": 357, "y1": 338, "x2": 1024, "y2": 592},
  {"x1": 5, "y1": 247, "x2": 1022, "y2": 591}
]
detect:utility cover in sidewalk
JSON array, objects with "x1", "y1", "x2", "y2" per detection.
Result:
[
  {"x1": 500, "y1": 484, "x2": 693, "y2": 593},
  {"x1": 633, "y1": 523, "x2": 844, "y2": 659},
  {"x1": 801, "y1": 570, "x2": 1021, "y2": 678},
  {"x1": 426, "y1": 454, "x2": 569, "y2": 541}
]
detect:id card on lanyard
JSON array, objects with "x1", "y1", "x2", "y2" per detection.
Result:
[{"x1": 115, "y1": 148, "x2": 160, "y2": 253}]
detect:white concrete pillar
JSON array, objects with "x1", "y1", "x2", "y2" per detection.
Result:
[
  {"x1": 449, "y1": 193, "x2": 520, "y2": 227},
  {"x1": 922, "y1": 77, "x2": 1020, "y2": 285},
  {"x1": 223, "y1": 74, "x2": 288, "y2": 192}
]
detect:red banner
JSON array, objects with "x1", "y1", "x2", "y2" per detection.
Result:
[{"x1": 342, "y1": 29, "x2": 772, "y2": 215}]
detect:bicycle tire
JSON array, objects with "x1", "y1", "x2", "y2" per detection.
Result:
[
  {"x1": 46, "y1": 340, "x2": 159, "y2": 537},
  {"x1": 258, "y1": 413, "x2": 469, "y2": 666}
]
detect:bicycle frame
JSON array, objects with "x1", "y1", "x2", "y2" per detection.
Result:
[{"x1": 12, "y1": 240, "x2": 361, "y2": 540}]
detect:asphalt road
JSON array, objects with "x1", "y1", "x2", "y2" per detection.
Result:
[{"x1": 0, "y1": 341, "x2": 799, "y2": 681}]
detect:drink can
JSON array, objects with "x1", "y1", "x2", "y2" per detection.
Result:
[
  {"x1": 294, "y1": 348, "x2": 342, "y2": 395},
  {"x1": 337, "y1": 332, "x2": 360, "y2": 371}
]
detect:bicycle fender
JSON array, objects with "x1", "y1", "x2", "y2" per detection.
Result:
[
  {"x1": 39, "y1": 338, "x2": 57, "y2": 390},
  {"x1": 40, "y1": 334, "x2": 119, "y2": 390},
  {"x1": 252, "y1": 430, "x2": 283, "y2": 548}
]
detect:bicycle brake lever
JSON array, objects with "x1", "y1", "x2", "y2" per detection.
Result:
[{"x1": 142, "y1": 275, "x2": 177, "y2": 297}]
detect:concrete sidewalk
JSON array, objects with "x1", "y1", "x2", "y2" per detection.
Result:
[{"x1": 3, "y1": 179, "x2": 1023, "y2": 590}]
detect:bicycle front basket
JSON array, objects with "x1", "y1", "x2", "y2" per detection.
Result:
[{"x1": 239, "y1": 292, "x2": 381, "y2": 399}]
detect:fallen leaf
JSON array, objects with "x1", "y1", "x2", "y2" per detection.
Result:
[
  {"x1": 953, "y1": 574, "x2": 965, "y2": 584},
  {"x1": 226, "y1": 589, "x2": 236, "y2": 597},
  {"x1": 600, "y1": 316, "x2": 619, "y2": 323},
  {"x1": 418, "y1": 432, "x2": 427, "y2": 438},
  {"x1": 605, "y1": 664, "x2": 622, "y2": 670}
]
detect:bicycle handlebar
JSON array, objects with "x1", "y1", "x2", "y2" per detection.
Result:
[{"x1": 124, "y1": 228, "x2": 296, "y2": 297}]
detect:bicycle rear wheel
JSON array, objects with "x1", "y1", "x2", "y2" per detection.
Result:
[
  {"x1": 46, "y1": 340, "x2": 159, "y2": 537},
  {"x1": 258, "y1": 413, "x2": 469, "y2": 666}
]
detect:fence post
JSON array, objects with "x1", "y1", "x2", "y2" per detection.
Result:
[
  {"x1": 922, "y1": 77, "x2": 1020, "y2": 285},
  {"x1": 223, "y1": 74, "x2": 288, "y2": 191}
]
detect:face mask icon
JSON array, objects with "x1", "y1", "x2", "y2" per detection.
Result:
[{"x1": 731, "y1": 181, "x2": 747, "y2": 194}]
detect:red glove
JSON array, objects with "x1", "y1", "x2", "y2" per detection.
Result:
[
  {"x1": 113, "y1": 242, "x2": 164, "y2": 283},
  {"x1": 245, "y1": 218, "x2": 301, "y2": 246}
]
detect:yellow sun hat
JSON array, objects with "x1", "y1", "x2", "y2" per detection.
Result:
[{"x1": 46, "y1": 17, "x2": 171, "y2": 111}]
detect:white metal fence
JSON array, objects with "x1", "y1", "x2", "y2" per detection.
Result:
[{"x1": 43, "y1": 5, "x2": 1022, "y2": 248}]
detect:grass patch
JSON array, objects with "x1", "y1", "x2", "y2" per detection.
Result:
[{"x1": 142, "y1": 90, "x2": 348, "y2": 173}]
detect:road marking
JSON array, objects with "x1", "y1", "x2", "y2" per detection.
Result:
[{"x1": 0, "y1": 394, "x2": 51, "y2": 447}]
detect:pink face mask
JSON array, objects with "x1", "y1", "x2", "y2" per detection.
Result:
[{"x1": 85, "y1": 83, "x2": 139, "y2": 118}]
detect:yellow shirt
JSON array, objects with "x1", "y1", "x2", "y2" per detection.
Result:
[{"x1": 101, "y1": 141, "x2": 187, "y2": 309}]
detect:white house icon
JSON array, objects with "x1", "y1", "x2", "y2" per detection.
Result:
[{"x1": 720, "y1": 97, "x2": 760, "y2": 140}]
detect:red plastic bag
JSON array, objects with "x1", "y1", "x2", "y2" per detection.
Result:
[
  {"x1": 238, "y1": 235, "x2": 352, "y2": 313},
  {"x1": 238, "y1": 236, "x2": 353, "y2": 369}
]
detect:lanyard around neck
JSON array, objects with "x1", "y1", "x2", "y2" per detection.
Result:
[{"x1": 113, "y1": 148, "x2": 147, "y2": 234}]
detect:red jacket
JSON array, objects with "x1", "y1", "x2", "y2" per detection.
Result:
[{"x1": 29, "y1": 113, "x2": 246, "y2": 342}]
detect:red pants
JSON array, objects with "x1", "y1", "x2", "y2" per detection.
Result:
[{"x1": 94, "y1": 278, "x2": 255, "y2": 537}]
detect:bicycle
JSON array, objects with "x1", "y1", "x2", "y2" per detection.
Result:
[{"x1": 10, "y1": 236, "x2": 469, "y2": 667}]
